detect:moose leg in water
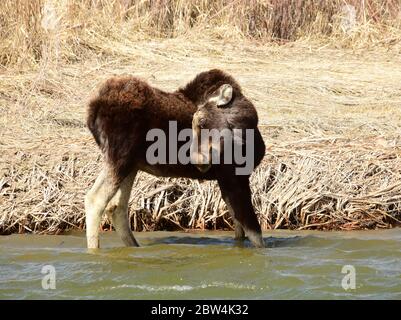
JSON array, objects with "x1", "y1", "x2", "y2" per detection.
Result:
[
  {"x1": 218, "y1": 174, "x2": 264, "y2": 248},
  {"x1": 85, "y1": 165, "x2": 119, "y2": 249},
  {"x1": 104, "y1": 170, "x2": 139, "y2": 247}
]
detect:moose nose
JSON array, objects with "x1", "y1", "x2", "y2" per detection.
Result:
[
  {"x1": 198, "y1": 117, "x2": 206, "y2": 129},
  {"x1": 193, "y1": 111, "x2": 207, "y2": 128}
]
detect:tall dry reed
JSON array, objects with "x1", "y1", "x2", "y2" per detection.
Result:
[
  {"x1": 1, "y1": 1, "x2": 401, "y2": 234},
  {"x1": 1, "y1": 0, "x2": 400, "y2": 68}
]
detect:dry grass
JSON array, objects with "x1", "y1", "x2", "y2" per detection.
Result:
[
  {"x1": 1, "y1": 0, "x2": 400, "y2": 68},
  {"x1": 1, "y1": 1, "x2": 401, "y2": 234}
]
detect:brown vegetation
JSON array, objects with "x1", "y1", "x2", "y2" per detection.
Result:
[
  {"x1": 1, "y1": 0, "x2": 401, "y2": 234},
  {"x1": 1, "y1": 0, "x2": 400, "y2": 68}
]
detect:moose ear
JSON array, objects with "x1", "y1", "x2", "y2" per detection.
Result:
[{"x1": 209, "y1": 84, "x2": 233, "y2": 107}]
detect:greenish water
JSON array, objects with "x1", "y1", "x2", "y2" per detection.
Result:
[{"x1": 0, "y1": 230, "x2": 400, "y2": 299}]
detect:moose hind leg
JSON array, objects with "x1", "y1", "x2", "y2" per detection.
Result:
[
  {"x1": 105, "y1": 170, "x2": 139, "y2": 247},
  {"x1": 218, "y1": 176, "x2": 264, "y2": 248},
  {"x1": 85, "y1": 166, "x2": 119, "y2": 249}
]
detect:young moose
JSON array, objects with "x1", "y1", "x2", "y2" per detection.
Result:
[{"x1": 85, "y1": 69, "x2": 266, "y2": 249}]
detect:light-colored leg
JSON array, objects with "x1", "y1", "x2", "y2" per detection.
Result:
[
  {"x1": 85, "y1": 167, "x2": 118, "y2": 249},
  {"x1": 105, "y1": 170, "x2": 139, "y2": 247}
]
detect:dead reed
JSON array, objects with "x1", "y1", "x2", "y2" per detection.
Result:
[
  {"x1": 1, "y1": 1, "x2": 401, "y2": 234},
  {"x1": 1, "y1": 123, "x2": 401, "y2": 234},
  {"x1": 1, "y1": 0, "x2": 400, "y2": 68}
]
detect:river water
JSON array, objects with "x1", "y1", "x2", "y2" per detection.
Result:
[{"x1": 0, "y1": 229, "x2": 400, "y2": 299}]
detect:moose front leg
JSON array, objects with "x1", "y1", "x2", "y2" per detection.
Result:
[
  {"x1": 218, "y1": 175, "x2": 264, "y2": 248},
  {"x1": 233, "y1": 220, "x2": 246, "y2": 241},
  {"x1": 219, "y1": 184, "x2": 245, "y2": 241}
]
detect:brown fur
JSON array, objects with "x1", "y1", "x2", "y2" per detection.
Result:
[{"x1": 86, "y1": 69, "x2": 266, "y2": 247}]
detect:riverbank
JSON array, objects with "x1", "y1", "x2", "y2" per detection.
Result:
[
  {"x1": 1, "y1": 36, "x2": 401, "y2": 234},
  {"x1": 2, "y1": 0, "x2": 401, "y2": 234}
]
